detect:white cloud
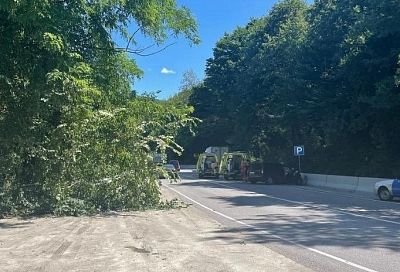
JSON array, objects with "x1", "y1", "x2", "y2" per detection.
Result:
[{"x1": 161, "y1": 67, "x2": 176, "y2": 74}]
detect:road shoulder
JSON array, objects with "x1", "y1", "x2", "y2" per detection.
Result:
[{"x1": 0, "y1": 184, "x2": 311, "y2": 272}]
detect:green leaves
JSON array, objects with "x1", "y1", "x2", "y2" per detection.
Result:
[
  {"x1": 187, "y1": 0, "x2": 400, "y2": 177},
  {"x1": 0, "y1": 0, "x2": 199, "y2": 216},
  {"x1": 41, "y1": 32, "x2": 64, "y2": 54}
]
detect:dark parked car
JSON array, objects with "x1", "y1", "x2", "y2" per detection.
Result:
[
  {"x1": 244, "y1": 160, "x2": 263, "y2": 183},
  {"x1": 159, "y1": 164, "x2": 179, "y2": 179},
  {"x1": 244, "y1": 162, "x2": 304, "y2": 185},
  {"x1": 169, "y1": 160, "x2": 181, "y2": 172}
]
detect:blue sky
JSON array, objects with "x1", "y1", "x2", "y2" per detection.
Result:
[{"x1": 118, "y1": 1, "x2": 301, "y2": 100}]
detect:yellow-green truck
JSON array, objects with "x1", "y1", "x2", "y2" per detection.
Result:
[{"x1": 196, "y1": 153, "x2": 219, "y2": 179}]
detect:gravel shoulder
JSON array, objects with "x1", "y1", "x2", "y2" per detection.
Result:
[{"x1": 0, "y1": 183, "x2": 311, "y2": 272}]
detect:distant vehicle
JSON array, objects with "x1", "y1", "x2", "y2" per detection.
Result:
[
  {"x1": 243, "y1": 160, "x2": 263, "y2": 183},
  {"x1": 375, "y1": 179, "x2": 400, "y2": 201},
  {"x1": 196, "y1": 153, "x2": 219, "y2": 179},
  {"x1": 220, "y1": 152, "x2": 248, "y2": 180},
  {"x1": 160, "y1": 164, "x2": 178, "y2": 179},
  {"x1": 205, "y1": 146, "x2": 229, "y2": 162},
  {"x1": 244, "y1": 161, "x2": 305, "y2": 185},
  {"x1": 169, "y1": 160, "x2": 181, "y2": 172}
]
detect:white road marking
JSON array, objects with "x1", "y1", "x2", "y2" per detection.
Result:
[
  {"x1": 207, "y1": 180, "x2": 400, "y2": 226},
  {"x1": 165, "y1": 183, "x2": 378, "y2": 272}
]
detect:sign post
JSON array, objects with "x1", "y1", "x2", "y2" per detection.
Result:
[{"x1": 293, "y1": 146, "x2": 304, "y2": 173}]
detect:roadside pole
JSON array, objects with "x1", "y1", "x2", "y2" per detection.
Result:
[
  {"x1": 294, "y1": 145, "x2": 304, "y2": 173},
  {"x1": 298, "y1": 155, "x2": 301, "y2": 173}
]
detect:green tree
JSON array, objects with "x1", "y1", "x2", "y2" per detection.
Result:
[
  {"x1": 186, "y1": 0, "x2": 400, "y2": 177},
  {"x1": 0, "y1": 0, "x2": 199, "y2": 215}
]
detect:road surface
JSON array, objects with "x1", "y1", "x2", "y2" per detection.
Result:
[{"x1": 163, "y1": 169, "x2": 400, "y2": 272}]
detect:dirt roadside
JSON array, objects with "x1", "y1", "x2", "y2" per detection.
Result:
[{"x1": 0, "y1": 185, "x2": 311, "y2": 272}]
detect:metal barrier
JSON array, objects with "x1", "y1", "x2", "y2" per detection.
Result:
[
  {"x1": 302, "y1": 173, "x2": 390, "y2": 196},
  {"x1": 302, "y1": 173, "x2": 327, "y2": 187},
  {"x1": 326, "y1": 175, "x2": 358, "y2": 192},
  {"x1": 356, "y1": 177, "x2": 382, "y2": 194}
]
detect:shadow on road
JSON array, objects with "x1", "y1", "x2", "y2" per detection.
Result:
[
  {"x1": 175, "y1": 179, "x2": 400, "y2": 252},
  {"x1": 199, "y1": 212, "x2": 400, "y2": 252},
  {"x1": 0, "y1": 221, "x2": 33, "y2": 229}
]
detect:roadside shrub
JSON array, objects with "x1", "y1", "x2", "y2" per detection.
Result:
[{"x1": 0, "y1": 0, "x2": 198, "y2": 216}]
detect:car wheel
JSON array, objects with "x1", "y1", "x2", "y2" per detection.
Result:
[
  {"x1": 378, "y1": 187, "x2": 392, "y2": 201},
  {"x1": 265, "y1": 177, "x2": 273, "y2": 185}
]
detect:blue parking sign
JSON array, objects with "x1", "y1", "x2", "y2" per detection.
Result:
[{"x1": 294, "y1": 146, "x2": 304, "y2": 156}]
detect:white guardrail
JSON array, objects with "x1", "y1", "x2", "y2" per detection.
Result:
[{"x1": 302, "y1": 173, "x2": 385, "y2": 195}]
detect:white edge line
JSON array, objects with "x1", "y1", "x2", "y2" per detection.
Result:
[
  {"x1": 165, "y1": 183, "x2": 378, "y2": 272},
  {"x1": 207, "y1": 180, "x2": 400, "y2": 226}
]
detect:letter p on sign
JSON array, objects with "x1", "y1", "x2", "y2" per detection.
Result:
[{"x1": 294, "y1": 146, "x2": 304, "y2": 156}]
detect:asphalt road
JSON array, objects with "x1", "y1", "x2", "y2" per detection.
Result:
[{"x1": 163, "y1": 170, "x2": 400, "y2": 272}]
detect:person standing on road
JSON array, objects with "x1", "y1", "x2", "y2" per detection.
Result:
[{"x1": 240, "y1": 159, "x2": 249, "y2": 180}]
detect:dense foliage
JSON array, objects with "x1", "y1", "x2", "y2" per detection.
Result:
[
  {"x1": 185, "y1": 0, "x2": 400, "y2": 177},
  {"x1": 0, "y1": 0, "x2": 198, "y2": 216}
]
